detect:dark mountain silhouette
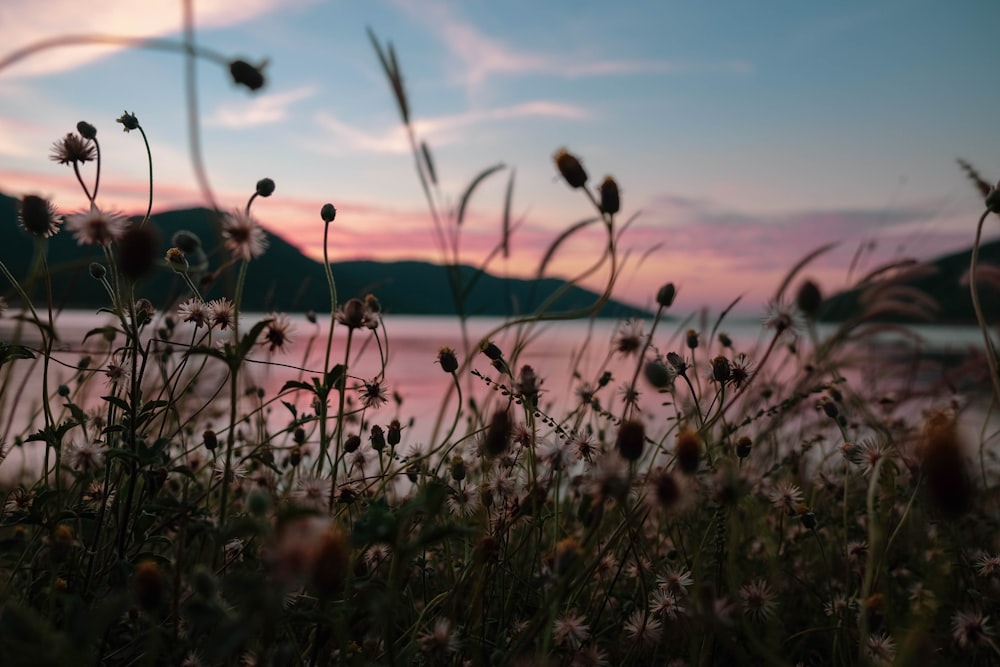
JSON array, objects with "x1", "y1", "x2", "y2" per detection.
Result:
[
  {"x1": 0, "y1": 193, "x2": 650, "y2": 319},
  {"x1": 818, "y1": 237, "x2": 1000, "y2": 324}
]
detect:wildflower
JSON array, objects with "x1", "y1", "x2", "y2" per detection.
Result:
[
  {"x1": 767, "y1": 480, "x2": 804, "y2": 515},
  {"x1": 116, "y1": 110, "x2": 139, "y2": 132},
  {"x1": 739, "y1": 579, "x2": 776, "y2": 622},
  {"x1": 685, "y1": 329, "x2": 699, "y2": 349},
  {"x1": 17, "y1": 194, "x2": 61, "y2": 238},
  {"x1": 762, "y1": 298, "x2": 801, "y2": 335},
  {"x1": 951, "y1": 609, "x2": 994, "y2": 650},
  {"x1": 255, "y1": 177, "x2": 275, "y2": 197},
  {"x1": 674, "y1": 428, "x2": 701, "y2": 474},
  {"x1": 570, "y1": 432, "x2": 598, "y2": 464},
  {"x1": 180, "y1": 653, "x2": 203, "y2": 667},
  {"x1": 293, "y1": 475, "x2": 331, "y2": 509},
  {"x1": 335, "y1": 297, "x2": 377, "y2": 330},
  {"x1": 571, "y1": 645, "x2": 610, "y2": 667},
  {"x1": 735, "y1": 436, "x2": 752, "y2": 459},
  {"x1": 177, "y1": 298, "x2": 208, "y2": 328},
  {"x1": 105, "y1": 357, "x2": 131, "y2": 389},
  {"x1": 553, "y1": 612, "x2": 590, "y2": 650},
  {"x1": 222, "y1": 209, "x2": 268, "y2": 261},
  {"x1": 447, "y1": 483, "x2": 480, "y2": 517},
  {"x1": 50, "y1": 132, "x2": 96, "y2": 165},
  {"x1": 598, "y1": 176, "x2": 620, "y2": 215},
  {"x1": 363, "y1": 543, "x2": 391, "y2": 569},
  {"x1": 207, "y1": 298, "x2": 237, "y2": 331},
  {"x1": 68, "y1": 439, "x2": 105, "y2": 473},
  {"x1": 623, "y1": 610, "x2": 661, "y2": 647},
  {"x1": 320, "y1": 203, "x2": 337, "y2": 223},
  {"x1": 656, "y1": 282, "x2": 677, "y2": 308},
  {"x1": 617, "y1": 383, "x2": 640, "y2": 408},
  {"x1": 586, "y1": 454, "x2": 630, "y2": 503},
  {"x1": 977, "y1": 553, "x2": 1000, "y2": 578},
  {"x1": 229, "y1": 59, "x2": 267, "y2": 91},
  {"x1": 65, "y1": 205, "x2": 129, "y2": 246},
  {"x1": 824, "y1": 594, "x2": 855, "y2": 618},
  {"x1": 437, "y1": 347, "x2": 458, "y2": 373},
  {"x1": 643, "y1": 357, "x2": 676, "y2": 389},
  {"x1": 647, "y1": 468, "x2": 684, "y2": 513},
  {"x1": 859, "y1": 437, "x2": 888, "y2": 476},
  {"x1": 515, "y1": 365, "x2": 542, "y2": 408},
  {"x1": 356, "y1": 379, "x2": 388, "y2": 410},
  {"x1": 484, "y1": 409, "x2": 513, "y2": 457},
  {"x1": 865, "y1": 632, "x2": 896, "y2": 666},
  {"x1": 4, "y1": 487, "x2": 33, "y2": 514},
  {"x1": 649, "y1": 589, "x2": 684, "y2": 620},
  {"x1": 656, "y1": 566, "x2": 694, "y2": 595},
  {"x1": 553, "y1": 148, "x2": 588, "y2": 189},
  {"x1": 847, "y1": 540, "x2": 868, "y2": 569},
  {"x1": 616, "y1": 419, "x2": 645, "y2": 462},
  {"x1": 796, "y1": 279, "x2": 823, "y2": 318},
  {"x1": 418, "y1": 617, "x2": 459, "y2": 657},
  {"x1": 666, "y1": 351, "x2": 689, "y2": 376},
  {"x1": 614, "y1": 320, "x2": 644, "y2": 356},
  {"x1": 213, "y1": 459, "x2": 247, "y2": 485},
  {"x1": 261, "y1": 313, "x2": 293, "y2": 352}
]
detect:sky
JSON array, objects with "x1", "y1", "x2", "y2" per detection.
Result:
[{"x1": 0, "y1": 0, "x2": 997, "y2": 315}]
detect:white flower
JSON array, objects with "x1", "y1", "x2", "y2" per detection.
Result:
[{"x1": 222, "y1": 209, "x2": 268, "y2": 260}]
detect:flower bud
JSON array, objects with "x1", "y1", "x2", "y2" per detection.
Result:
[
  {"x1": 616, "y1": 419, "x2": 645, "y2": 462},
  {"x1": 229, "y1": 59, "x2": 266, "y2": 91},
  {"x1": 172, "y1": 230, "x2": 201, "y2": 253},
  {"x1": 656, "y1": 283, "x2": 677, "y2": 308},
  {"x1": 449, "y1": 455, "x2": 466, "y2": 482},
  {"x1": 203, "y1": 429, "x2": 218, "y2": 451},
  {"x1": 89, "y1": 262, "x2": 106, "y2": 280},
  {"x1": 553, "y1": 148, "x2": 588, "y2": 189},
  {"x1": 599, "y1": 176, "x2": 620, "y2": 214},
  {"x1": 437, "y1": 347, "x2": 459, "y2": 373},
  {"x1": 321, "y1": 203, "x2": 337, "y2": 223},
  {"x1": 387, "y1": 419, "x2": 402, "y2": 447},
  {"x1": 686, "y1": 329, "x2": 699, "y2": 350},
  {"x1": 76, "y1": 121, "x2": 97, "y2": 140},
  {"x1": 711, "y1": 356, "x2": 731, "y2": 383},
  {"x1": 480, "y1": 340, "x2": 503, "y2": 361},
  {"x1": 370, "y1": 424, "x2": 386, "y2": 451},
  {"x1": 344, "y1": 434, "x2": 361, "y2": 453},
  {"x1": 255, "y1": 178, "x2": 276, "y2": 197},
  {"x1": 986, "y1": 182, "x2": 1000, "y2": 214},
  {"x1": 796, "y1": 279, "x2": 823, "y2": 318},
  {"x1": 674, "y1": 428, "x2": 702, "y2": 474},
  {"x1": 485, "y1": 409, "x2": 512, "y2": 457},
  {"x1": 735, "y1": 436, "x2": 752, "y2": 460},
  {"x1": 643, "y1": 358, "x2": 675, "y2": 389},
  {"x1": 116, "y1": 111, "x2": 139, "y2": 132}
]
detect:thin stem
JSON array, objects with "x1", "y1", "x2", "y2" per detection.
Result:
[
  {"x1": 969, "y1": 209, "x2": 1000, "y2": 408},
  {"x1": 137, "y1": 125, "x2": 154, "y2": 226}
]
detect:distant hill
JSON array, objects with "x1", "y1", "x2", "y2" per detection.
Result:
[
  {"x1": 0, "y1": 193, "x2": 650, "y2": 319},
  {"x1": 817, "y1": 237, "x2": 1000, "y2": 324}
]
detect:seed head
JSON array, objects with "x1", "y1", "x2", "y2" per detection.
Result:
[
  {"x1": 484, "y1": 409, "x2": 512, "y2": 457},
  {"x1": 17, "y1": 194, "x2": 61, "y2": 238},
  {"x1": 796, "y1": 279, "x2": 823, "y2": 317},
  {"x1": 711, "y1": 356, "x2": 731, "y2": 383},
  {"x1": 553, "y1": 148, "x2": 588, "y2": 189},
  {"x1": 229, "y1": 59, "x2": 267, "y2": 91},
  {"x1": 116, "y1": 111, "x2": 140, "y2": 132},
  {"x1": 735, "y1": 436, "x2": 752, "y2": 459},
  {"x1": 686, "y1": 329, "x2": 699, "y2": 350},
  {"x1": 437, "y1": 347, "x2": 459, "y2": 373},
  {"x1": 599, "y1": 176, "x2": 620, "y2": 214},
  {"x1": 656, "y1": 282, "x2": 677, "y2": 308},
  {"x1": 674, "y1": 428, "x2": 702, "y2": 474},
  {"x1": 616, "y1": 419, "x2": 645, "y2": 462},
  {"x1": 76, "y1": 121, "x2": 97, "y2": 140}
]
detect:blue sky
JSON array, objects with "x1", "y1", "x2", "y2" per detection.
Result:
[{"x1": 0, "y1": 0, "x2": 996, "y2": 313}]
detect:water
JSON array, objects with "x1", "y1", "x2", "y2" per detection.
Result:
[{"x1": 0, "y1": 311, "x2": 989, "y2": 484}]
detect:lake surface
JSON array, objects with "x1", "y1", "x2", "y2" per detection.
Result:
[{"x1": 0, "y1": 311, "x2": 990, "y2": 484}]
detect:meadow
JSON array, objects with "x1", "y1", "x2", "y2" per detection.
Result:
[{"x1": 1, "y1": 24, "x2": 1000, "y2": 667}]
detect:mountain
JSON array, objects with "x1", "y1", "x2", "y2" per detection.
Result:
[
  {"x1": 0, "y1": 193, "x2": 650, "y2": 319},
  {"x1": 817, "y1": 237, "x2": 1000, "y2": 324}
]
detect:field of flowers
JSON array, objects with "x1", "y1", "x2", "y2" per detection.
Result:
[{"x1": 2, "y1": 21, "x2": 1000, "y2": 667}]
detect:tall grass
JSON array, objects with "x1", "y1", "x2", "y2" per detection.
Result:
[{"x1": 1, "y1": 17, "x2": 999, "y2": 667}]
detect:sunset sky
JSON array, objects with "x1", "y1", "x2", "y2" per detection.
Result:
[{"x1": 0, "y1": 0, "x2": 996, "y2": 314}]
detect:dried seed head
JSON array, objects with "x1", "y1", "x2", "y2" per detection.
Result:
[
  {"x1": 796, "y1": 279, "x2": 823, "y2": 317},
  {"x1": 484, "y1": 409, "x2": 512, "y2": 457},
  {"x1": 229, "y1": 59, "x2": 266, "y2": 91},
  {"x1": 674, "y1": 429, "x2": 702, "y2": 475},
  {"x1": 437, "y1": 347, "x2": 459, "y2": 373},
  {"x1": 656, "y1": 283, "x2": 677, "y2": 308},
  {"x1": 553, "y1": 148, "x2": 588, "y2": 189},
  {"x1": 616, "y1": 419, "x2": 645, "y2": 462},
  {"x1": 599, "y1": 176, "x2": 620, "y2": 214},
  {"x1": 711, "y1": 356, "x2": 731, "y2": 383}
]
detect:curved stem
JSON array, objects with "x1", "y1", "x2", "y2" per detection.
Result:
[
  {"x1": 969, "y1": 209, "x2": 1000, "y2": 408},
  {"x1": 137, "y1": 125, "x2": 154, "y2": 226}
]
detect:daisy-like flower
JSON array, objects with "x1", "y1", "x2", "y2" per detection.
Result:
[
  {"x1": 4, "y1": 487, "x2": 33, "y2": 514},
  {"x1": 649, "y1": 589, "x2": 684, "y2": 620},
  {"x1": 335, "y1": 297, "x2": 378, "y2": 330},
  {"x1": 17, "y1": 194, "x2": 62, "y2": 238},
  {"x1": 357, "y1": 379, "x2": 388, "y2": 409},
  {"x1": 762, "y1": 298, "x2": 802, "y2": 336},
  {"x1": 866, "y1": 631, "x2": 896, "y2": 665},
  {"x1": 552, "y1": 611, "x2": 590, "y2": 650},
  {"x1": 859, "y1": 437, "x2": 888, "y2": 476},
  {"x1": 614, "y1": 319, "x2": 645, "y2": 357},
  {"x1": 50, "y1": 132, "x2": 96, "y2": 165},
  {"x1": 739, "y1": 578, "x2": 776, "y2": 622},
  {"x1": 261, "y1": 313, "x2": 293, "y2": 352},
  {"x1": 105, "y1": 357, "x2": 131, "y2": 389},
  {"x1": 363, "y1": 543, "x2": 391, "y2": 569},
  {"x1": 446, "y1": 483, "x2": 480, "y2": 517},
  {"x1": 222, "y1": 209, "x2": 268, "y2": 260},
  {"x1": 83, "y1": 481, "x2": 116, "y2": 509},
  {"x1": 207, "y1": 298, "x2": 237, "y2": 331},
  {"x1": 767, "y1": 480, "x2": 804, "y2": 515},
  {"x1": 571, "y1": 645, "x2": 610, "y2": 667},
  {"x1": 177, "y1": 298, "x2": 208, "y2": 328},
  {"x1": 213, "y1": 460, "x2": 248, "y2": 485},
  {"x1": 952, "y1": 609, "x2": 994, "y2": 650},
  {"x1": 656, "y1": 566, "x2": 694, "y2": 595},
  {"x1": 65, "y1": 205, "x2": 129, "y2": 246},
  {"x1": 418, "y1": 617, "x2": 459, "y2": 657},
  {"x1": 824, "y1": 594, "x2": 855, "y2": 618},
  {"x1": 569, "y1": 432, "x2": 598, "y2": 464},
  {"x1": 623, "y1": 610, "x2": 662, "y2": 647},
  {"x1": 977, "y1": 552, "x2": 1000, "y2": 578},
  {"x1": 68, "y1": 440, "x2": 105, "y2": 473},
  {"x1": 575, "y1": 382, "x2": 596, "y2": 406},
  {"x1": 293, "y1": 475, "x2": 331, "y2": 509}
]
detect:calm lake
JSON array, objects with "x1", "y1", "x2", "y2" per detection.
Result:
[{"x1": 0, "y1": 310, "x2": 990, "y2": 484}]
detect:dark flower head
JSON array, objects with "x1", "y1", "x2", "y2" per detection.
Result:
[
  {"x1": 17, "y1": 194, "x2": 61, "y2": 238},
  {"x1": 116, "y1": 111, "x2": 140, "y2": 132},
  {"x1": 437, "y1": 347, "x2": 459, "y2": 374},
  {"x1": 553, "y1": 148, "x2": 588, "y2": 189},
  {"x1": 616, "y1": 419, "x2": 645, "y2": 462},
  {"x1": 76, "y1": 121, "x2": 97, "y2": 140},
  {"x1": 255, "y1": 178, "x2": 276, "y2": 197},
  {"x1": 117, "y1": 224, "x2": 159, "y2": 281},
  {"x1": 599, "y1": 176, "x2": 620, "y2": 214},
  {"x1": 229, "y1": 59, "x2": 267, "y2": 91},
  {"x1": 50, "y1": 133, "x2": 96, "y2": 165}
]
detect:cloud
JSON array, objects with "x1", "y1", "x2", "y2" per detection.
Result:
[
  {"x1": 0, "y1": 0, "x2": 317, "y2": 78},
  {"x1": 313, "y1": 100, "x2": 592, "y2": 155},
  {"x1": 391, "y1": 0, "x2": 752, "y2": 90},
  {"x1": 205, "y1": 85, "x2": 318, "y2": 128}
]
